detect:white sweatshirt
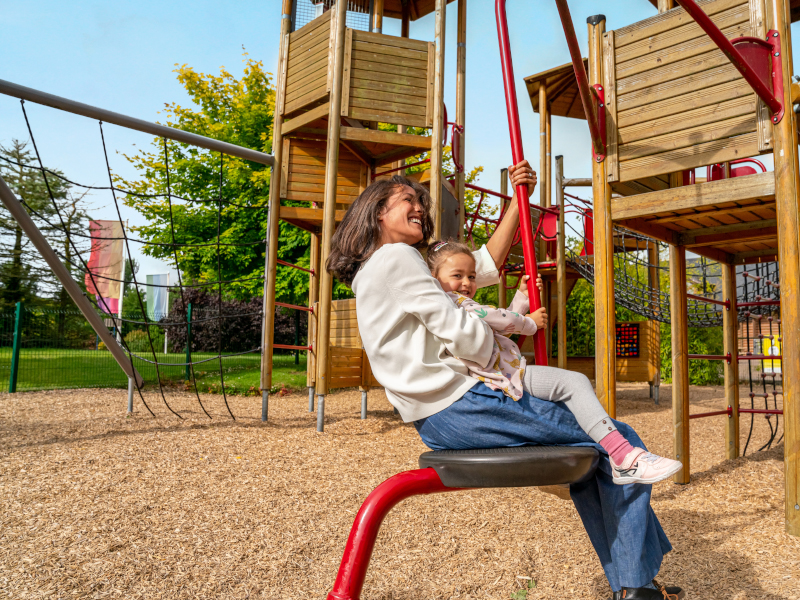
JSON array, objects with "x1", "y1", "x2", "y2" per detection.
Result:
[{"x1": 351, "y1": 243, "x2": 500, "y2": 422}]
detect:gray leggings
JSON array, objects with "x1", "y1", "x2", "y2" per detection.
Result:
[{"x1": 522, "y1": 366, "x2": 616, "y2": 443}]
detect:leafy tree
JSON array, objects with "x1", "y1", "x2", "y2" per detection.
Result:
[
  {"x1": 0, "y1": 140, "x2": 88, "y2": 313},
  {"x1": 119, "y1": 55, "x2": 277, "y2": 301}
]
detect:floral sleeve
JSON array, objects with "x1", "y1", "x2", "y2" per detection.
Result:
[{"x1": 447, "y1": 292, "x2": 537, "y2": 336}]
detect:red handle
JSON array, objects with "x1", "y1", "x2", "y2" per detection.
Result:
[{"x1": 495, "y1": 0, "x2": 548, "y2": 366}]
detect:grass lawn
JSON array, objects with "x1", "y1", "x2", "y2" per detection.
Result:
[{"x1": 0, "y1": 348, "x2": 307, "y2": 394}]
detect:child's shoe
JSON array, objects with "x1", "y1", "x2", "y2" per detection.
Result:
[{"x1": 609, "y1": 447, "x2": 683, "y2": 485}]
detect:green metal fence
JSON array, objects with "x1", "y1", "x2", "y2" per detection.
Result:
[{"x1": 0, "y1": 303, "x2": 272, "y2": 393}]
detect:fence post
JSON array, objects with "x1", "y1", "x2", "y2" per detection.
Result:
[
  {"x1": 8, "y1": 301, "x2": 22, "y2": 393},
  {"x1": 185, "y1": 302, "x2": 192, "y2": 381}
]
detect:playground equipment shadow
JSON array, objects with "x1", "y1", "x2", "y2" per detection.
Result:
[{"x1": 0, "y1": 384, "x2": 796, "y2": 599}]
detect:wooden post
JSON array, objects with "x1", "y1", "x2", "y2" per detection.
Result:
[
  {"x1": 372, "y1": 0, "x2": 384, "y2": 32},
  {"x1": 556, "y1": 156, "x2": 567, "y2": 370},
  {"x1": 455, "y1": 0, "x2": 467, "y2": 241},
  {"x1": 499, "y1": 168, "x2": 509, "y2": 308},
  {"x1": 657, "y1": 0, "x2": 675, "y2": 11},
  {"x1": 315, "y1": 0, "x2": 349, "y2": 432},
  {"x1": 767, "y1": 0, "x2": 800, "y2": 536},
  {"x1": 723, "y1": 261, "x2": 739, "y2": 460},
  {"x1": 670, "y1": 244, "x2": 690, "y2": 484},
  {"x1": 430, "y1": 0, "x2": 447, "y2": 239},
  {"x1": 307, "y1": 232, "x2": 321, "y2": 397},
  {"x1": 260, "y1": 0, "x2": 293, "y2": 421},
  {"x1": 401, "y1": 0, "x2": 410, "y2": 38},
  {"x1": 588, "y1": 16, "x2": 616, "y2": 417}
]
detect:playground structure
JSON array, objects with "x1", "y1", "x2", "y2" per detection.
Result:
[{"x1": 0, "y1": 2, "x2": 798, "y2": 597}]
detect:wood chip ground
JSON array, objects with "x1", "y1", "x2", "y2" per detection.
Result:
[{"x1": 0, "y1": 383, "x2": 796, "y2": 599}]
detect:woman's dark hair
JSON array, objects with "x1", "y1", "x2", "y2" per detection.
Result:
[
  {"x1": 425, "y1": 239, "x2": 474, "y2": 276},
  {"x1": 326, "y1": 175, "x2": 434, "y2": 286}
]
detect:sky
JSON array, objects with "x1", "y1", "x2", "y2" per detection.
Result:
[{"x1": 1, "y1": 0, "x2": 797, "y2": 282}]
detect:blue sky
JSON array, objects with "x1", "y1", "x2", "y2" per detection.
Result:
[{"x1": 1, "y1": 1, "x2": 795, "y2": 279}]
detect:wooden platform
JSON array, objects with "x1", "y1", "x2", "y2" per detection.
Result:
[{"x1": 612, "y1": 171, "x2": 778, "y2": 264}]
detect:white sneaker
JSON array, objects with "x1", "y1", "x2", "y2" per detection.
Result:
[{"x1": 609, "y1": 447, "x2": 683, "y2": 485}]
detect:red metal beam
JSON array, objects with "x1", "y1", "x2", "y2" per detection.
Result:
[
  {"x1": 673, "y1": 0, "x2": 783, "y2": 121},
  {"x1": 327, "y1": 469, "x2": 464, "y2": 600},
  {"x1": 275, "y1": 301, "x2": 313, "y2": 313},
  {"x1": 687, "y1": 293, "x2": 730, "y2": 309},
  {"x1": 554, "y1": 0, "x2": 605, "y2": 157},
  {"x1": 494, "y1": 0, "x2": 548, "y2": 366}
]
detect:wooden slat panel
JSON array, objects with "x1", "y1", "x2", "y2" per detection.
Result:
[
  {"x1": 616, "y1": 20, "x2": 750, "y2": 81},
  {"x1": 349, "y1": 108, "x2": 428, "y2": 128},
  {"x1": 288, "y1": 26, "x2": 331, "y2": 65},
  {"x1": 350, "y1": 59, "x2": 427, "y2": 81},
  {"x1": 288, "y1": 172, "x2": 363, "y2": 186},
  {"x1": 349, "y1": 68, "x2": 428, "y2": 88},
  {"x1": 288, "y1": 10, "x2": 331, "y2": 44},
  {"x1": 287, "y1": 36, "x2": 330, "y2": 72},
  {"x1": 288, "y1": 181, "x2": 361, "y2": 196},
  {"x1": 352, "y1": 47, "x2": 428, "y2": 71},
  {"x1": 618, "y1": 79, "x2": 753, "y2": 128},
  {"x1": 329, "y1": 376, "x2": 362, "y2": 389},
  {"x1": 350, "y1": 97, "x2": 427, "y2": 117},
  {"x1": 284, "y1": 88, "x2": 328, "y2": 116},
  {"x1": 349, "y1": 87, "x2": 428, "y2": 107},
  {"x1": 617, "y1": 49, "x2": 730, "y2": 96},
  {"x1": 615, "y1": 0, "x2": 745, "y2": 48},
  {"x1": 286, "y1": 62, "x2": 328, "y2": 95},
  {"x1": 352, "y1": 39, "x2": 428, "y2": 62},
  {"x1": 617, "y1": 63, "x2": 741, "y2": 113},
  {"x1": 351, "y1": 30, "x2": 429, "y2": 52},
  {"x1": 618, "y1": 113, "x2": 755, "y2": 161},
  {"x1": 426, "y1": 42, "x2": 435, "y2": 127},
  {"x1": 615, "y1": 1, "x2": 749, "y2": 62},
  {"x1": 285, "y1": 75, "x2": 328, "y2": 105},
  {"x1": 619, "y1": 132, "x2": 758, "y2": 183},
  {"x1": 349, "y1": 77, "x2": 428, "y2": 98},
  {"x1": 286, "y1": 191, "x2": 358, "y2": 203}
]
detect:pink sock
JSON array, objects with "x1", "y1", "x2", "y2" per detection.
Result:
[{"x1": 599, "y1": 430, "x2": 635, "y2": 464}]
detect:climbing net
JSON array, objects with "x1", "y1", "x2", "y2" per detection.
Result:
[{"x1": 1, "y1": 99, "x2": 274, "y2": 419}]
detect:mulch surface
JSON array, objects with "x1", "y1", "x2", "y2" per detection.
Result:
[{"x1": 0, "y1": 383, "x2": 796, "y2": 599}]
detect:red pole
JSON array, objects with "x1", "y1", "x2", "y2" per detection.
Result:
[
  {"x1": 327, "y1": 469, "x2": 463, "y2": 600},
  {"x1": 672, "y1": 0, "x2": 782, "y2": 117},
  {"x1": 495, "y1": 0, "x2": 548, "y2": 366},
  {"x1": 553, "y1": 0, "x2": 605, "y2": 157}
]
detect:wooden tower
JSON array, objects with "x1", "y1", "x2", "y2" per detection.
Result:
[
  {"x1": 590, "y1": 0, "x2": 799, "y2": 536},
  {"x1": 261, "y1": 0, "x2": 464, "y2": 431}
]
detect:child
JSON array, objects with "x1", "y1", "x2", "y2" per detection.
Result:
[{"x1": 426, "y1": 240, "x2": 683, "y2": 485}]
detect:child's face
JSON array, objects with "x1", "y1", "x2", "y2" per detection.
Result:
[{"x1": 436, "y1": 253, "x2": 477, "y2": 298}]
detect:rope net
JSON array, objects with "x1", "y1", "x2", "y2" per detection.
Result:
[{"x1": 2, "y1": 99, "x2": 289, "y2": 419}]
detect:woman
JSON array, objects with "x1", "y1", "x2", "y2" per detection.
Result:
[{"x1": 326, "y1": 161, "x2": 684, "y2": 600}]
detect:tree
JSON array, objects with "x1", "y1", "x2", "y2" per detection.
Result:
[
  {"x1": 0, "y1": 140, "x2": 80, "y2": 312},
  {"x1": 119, "y1": 54, "x2": 277, "y2": 301}
]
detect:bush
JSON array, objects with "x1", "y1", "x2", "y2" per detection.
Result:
[{"x1": 124, "y1": 328, "x2": 165, "y2": 353}]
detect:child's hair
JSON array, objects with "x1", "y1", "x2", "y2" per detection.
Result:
[
  {"x1": 426, "y1": 240, "x2": 475, "y2": 276},
  {"x1": 326, "y1": 175, "x2": 434, "y2": 286}
]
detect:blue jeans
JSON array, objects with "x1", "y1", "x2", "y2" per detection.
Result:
[{"x1": 414, "y1": 382, "x2": 672, "y2": 592}]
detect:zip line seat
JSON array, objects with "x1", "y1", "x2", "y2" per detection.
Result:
[{"x1": 326, "y1": 445, "x2": 599, "y2": 600}]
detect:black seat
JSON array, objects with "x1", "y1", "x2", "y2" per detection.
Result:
[{"x1": 418, "y1": 446, "x2": 599, "y2": 488}]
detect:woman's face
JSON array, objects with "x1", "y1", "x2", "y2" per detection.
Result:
[{"x1": 377, "y1": 185, "x2": 425, "y2": 246}]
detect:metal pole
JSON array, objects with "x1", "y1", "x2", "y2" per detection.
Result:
[
  {"x1": 361, "y1": 390, "x2": 368, "y2": 419},
  {"x1": 552, "y1": 1, "x2": 605, "y2": 157},
  {"x1": 494, "y1": 0, "x2": 547, "y2": 366},
  {"x1": 185, "y1": 302, "x2": 192, "y2": 382},
  {"x1": 8, "y1": 301, "x2": 22, "y2": 393},
  {"x1": 0, "y1": 80, "x2": 275, "y2": 167},
  {"x1": 672, "y1": 0, "x2": 783, "y2": 118},
  {"x1": 0, "y1": 173, "x2": 143, "y2": 385},
  {"x1": 127, "y1": 377, "x2": 134, "y2": 413},
  {"x1": 308, "y1": 386, "x2": 315, "y2": 412},
  {"x1": 317, "y1": 394, "x2": 325, "y2": 431}
]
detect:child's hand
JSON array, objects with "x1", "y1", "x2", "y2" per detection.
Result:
[
  {"x1": 527, "y1": 307, "x2": 548, "y2": 330},
  {"x1": 519, "y1": 275, "x2": 544, "y2": 298}
]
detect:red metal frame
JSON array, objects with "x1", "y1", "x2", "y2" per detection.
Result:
[
  {"x1": 688, "y1": 353, "x2": 732, "y2": 364},
  {"x1": 690, "y1": 406, "x2": 784, "y2": 419},
  {"x1": 687, "y1": 293, "x2": 731, "y2": 310},
  {"x1": 553, "y1": 0, "x2": 605, "y2": 158},
  {"x1": 495, "y1": 0, "x2": 548, "y2": 366},
  {"x1": 738, "y1": 300, "x2": 780, "y2": 308},
  {"x1": 327, "y1": 468, "x2": 465, "y2": 600},
  {"x1": 274, "y1": 343, "x2": 313, "y2": 351},
  {"x1": 673, "y1": 0, "x2": 783, "y2": 122},
  {"x1": 277, "y1": 258, "x2": 315, "y2": 275},
  {"x1": 276, "y1": 301, "x2": 313, "y2": 313}
]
